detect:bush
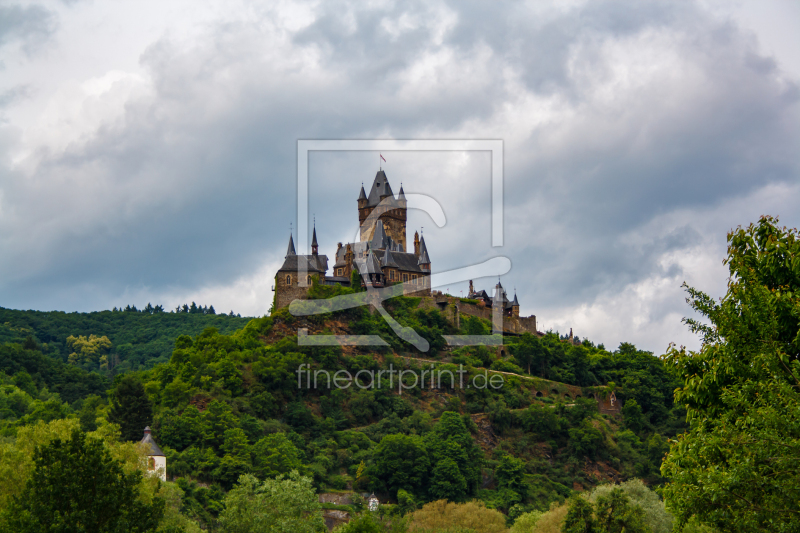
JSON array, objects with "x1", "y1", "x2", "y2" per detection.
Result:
[{"x1": 408, "y1": 500, "x2": 506, "y2": 533}]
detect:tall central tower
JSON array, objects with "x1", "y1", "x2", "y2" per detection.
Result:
[{"x1": 357, "y1": 170, "x2": 407, "y2": 251}]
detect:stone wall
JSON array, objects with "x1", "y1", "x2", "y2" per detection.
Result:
[
  {"x1": 322, "y1": 509, "x2": 350, "y2": 531},
  {"x1": 420, "y1": 296, "x2": 538, "y2": 336},
  {"x1": 275, "y1": 272, "x2": 320, "y2": 310}
]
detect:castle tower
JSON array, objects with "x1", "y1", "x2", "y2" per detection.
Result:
[
  {"x1": 141, "y1": 426, "x2": 166, "y2": 481},
  {"x1": 414, "y1": 231, "x2": 420, "y2": 256},
  {"x1": 358, "y1": 170, "x2": 407, "y2": 251}
]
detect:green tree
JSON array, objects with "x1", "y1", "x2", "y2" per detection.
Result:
[
  {"x1": 621, "y1": 399, "x2": 646, "y2": 433},
  {"x1": 563, "y1": 497, "x2": 596, "y2": 533},
  {"x1": 662, "y1": 217, "x2": 800, "y2": 532},
  {"x1": 0, "y1": 430, "x2": 165, "y2": 533},
  {"x1": 77, "y1": 394, "x2": 104, "y2": 432},
  {"x1": 373, "y1": 434, "x2": 430, "y2": 497},
  {"x1": 425, "y1": 412, "x2": 482, "y2": 497},
  {"x1": 108, "y1": 374, "x2": 153, "y2": 441},
  {"x1": 251, "y1": 433, "x2": 302, "y2": 479},
  {"x1": 429, "y1": 457, "x2": 467, "y2": 501},
  {"x1": 495, "y1": 454, "x2": 527, "y2": 497},
  {"x1": 217, "y1": 472, "x2": 325, "y2": 533},
  {"x1": 594, "y1": 489, "x2": 649, "y2": 533}
]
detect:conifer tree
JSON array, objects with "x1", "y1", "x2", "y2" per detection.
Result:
[
  {"x1": 107, "y1": 375, "x2": 153, "y2": 441},
  {"x1": 0, "y1": 430, "x2": 164, "y2": 533}
]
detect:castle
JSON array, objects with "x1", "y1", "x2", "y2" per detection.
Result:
[
  {"x1": 274, "y1": 170, "x2": 435, "y2": 309},
  {"x1": 273, "y1": 169, "x2": 527, "y2": 326}
]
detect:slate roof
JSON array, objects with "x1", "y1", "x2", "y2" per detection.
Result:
[
  {"x1": 366, "y1": 170, "x2": 396, "y2": 207},
  {"x1": 277, "y1": 254, "x2": 328, "y2": 273},
  {"x1": 286, "y1": 233, "x2": 296, "y2": 257},
  {"x1": 370, "y1": 220, "x2": 388, "y2": 250},
  {"x1": 373, "y1": 249, "x2": 424, "y2": 273},
  {"x1": 140, "y1": 427, "x2": 165, "y2": 457},
  {"x1": 355, "y1": 249, "x2": 383, "y2": 275},
  {"x1": 511, "y1": 293, "x2": 520, "y2": 306},
  {"x1": 311, "y1": 226, "x2": 318, "y2": 248},
  {"x1": 358, "y1": 185, "x2": 367, "y2": 201}
]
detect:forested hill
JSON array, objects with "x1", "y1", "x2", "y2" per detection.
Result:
[
  {"x1": 0, "y1": 290, "x2": 691, "y2": 531},
  {"x1": 0, "y1": 306, "x2": 251, "y2": 373}
]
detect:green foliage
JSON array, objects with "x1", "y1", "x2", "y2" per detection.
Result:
[
  {"x1": 662, "y1": 217, "x2": 800, "y2": 533},
  {"x1": 373, "y1": 434, "x2": 429, "y2": 497},
  {"x1": 563, "y1": 496, "x2": 596, "y2": 533},
  {"x1": 217, "y1": 472, "x2": 325, "y2": 533},
  {"x1": 108, "y1": 374, "x2": 153, "y2": 441},
  {"x1": 0, "y1": 342, "x2": 108, "y2": 404},
  {"x1": 0, "y1": 306, "x2": 250, "y2": 371},
  {"x1": 0, "y1": 430, "x2": 165, "y2": 533},
  {"x1": 564, "y1": 488, "x2": 649, "y2": 533}
]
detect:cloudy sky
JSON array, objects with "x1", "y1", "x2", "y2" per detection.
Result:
[{"x1": 1, "y1": 0, "x2": 799, "y2": 353}]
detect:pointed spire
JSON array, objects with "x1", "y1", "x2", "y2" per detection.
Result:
[
  {"x1": 398, "y1": 183, "x2": 406, "y2": 200},
  {"x1": 311, "y1": 221, "x2": 318, "y2": 255},
  {"x1": 512, "y1": 292, "x2": 519, "y2": 306},
  {"x1": 286, "y1": 232, "x2": 296, "y2": 257},
  {"x1": 418, "y1": 234, "x2": 429, "y2": 257},
  {"x1": 358, "y1": 183, "x2": 367, "y2": 201}
]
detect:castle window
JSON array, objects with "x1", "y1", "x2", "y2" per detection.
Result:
[
  {"x1": 412, "y1": 275, "x2": 417, "y2": 283},
  {"x1": 389, "y1": 271, "x2": 395, "y2": 281},
  {"x1": 285, "y1": 275, "x2": 291, "y2": 285},
  {"x1": 307, "y1": 275, "x2": 313, "y2": 284},
  {"x1": 337, "y1": 268, "x2": 343, "y2": 276},
  {"x1": 403, "y1": 273, "x2": 408, "y2": 282}
]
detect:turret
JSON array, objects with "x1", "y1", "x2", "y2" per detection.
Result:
[
  {"x1": 414, "y1": 231, "x2": 420, "y2": 256},
  {"x1": 141, "y1": 426, "x2": 166, "y2": 481},
  {"x1": 357, "y1": 183, "x2": 367, "y2": 209},
  {"x1": 418, "y1": 235, "x2": 431, "y2": 272}
]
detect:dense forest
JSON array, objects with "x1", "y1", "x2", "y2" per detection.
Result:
[
  {"x1": 0, "y1": 305, "x2": 250, "y2": 373},
  {"x1": 1, "y1": 217, "x2": 798, "y2": 532}
]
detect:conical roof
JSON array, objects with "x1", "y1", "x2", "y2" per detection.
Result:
[
  {"x1": 418, "y1": 235, "x2": 429, "y2": 259},
  {"x1": 140, "y1": 426, "x2": 165, "y2": 457},
  {"x1": 358, "y1": 184, "x2": 367, "y2": 201},
  {"x1": 311, "y1": 225, "x2": 318, "y2": 248},
  {"x1": 286, "y1": 233, "x2": 296, "y2": 257},
  {"x1": 366, "y1": 170, "x2": 395, "y2": 207},
  {"x1": 511, "y1": 293, "x2": 519, "y2": 306},
  {"x1": 398, "y1": 184, "x2": 406, "y2": 200},
  {"x1": 418, "y1": 248, "x2": 430, "y2": 266}
]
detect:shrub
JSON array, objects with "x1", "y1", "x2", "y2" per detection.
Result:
[{"x1": 408, "y1": 500, "x2": 506, "y2": 533}]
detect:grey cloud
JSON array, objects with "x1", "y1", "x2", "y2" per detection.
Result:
[
  {"x1": 0, "y1": 0, "x2": 798, "y2": 353},
  {"x1": 0, "y1": 4, "x2": 56, "y2": 56}
]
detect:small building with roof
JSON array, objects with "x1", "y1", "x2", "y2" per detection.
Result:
[{"x1": 140, "y1": 426, "x2": 166, "y2": 481}]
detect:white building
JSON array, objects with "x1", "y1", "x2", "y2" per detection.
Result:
[
  {"x1": 140, "y1": 426, "x2": 166, "y2": 481},
  {"x1": 368, "y1": 493, "x2": 379, "y2": 512}
]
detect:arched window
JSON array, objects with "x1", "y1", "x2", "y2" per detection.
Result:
[
  {"x1": 307, "y1": 275, "x2": 313, "y2": 284},
  {"x1": 148, "y1": 457, "x2": 155, "y2": 471},
  {"x1": 285, "y1": 275, "x2": 291, "y2": 285}
]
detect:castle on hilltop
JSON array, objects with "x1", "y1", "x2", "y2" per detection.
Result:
[{"x1": 273, "y1": 170, "x2": 527, "y2": 323}]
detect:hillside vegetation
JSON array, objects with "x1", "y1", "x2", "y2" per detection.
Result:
[
  {"x1": 0, "y1": 305, "x2": 251, "y2": 373},
  {"x1": 1, "y1": 293, "x2": 683, "y2": 530}
]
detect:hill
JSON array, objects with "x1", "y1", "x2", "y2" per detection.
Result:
[
  {"x1": 0, "y1": 305, "x2": 251, "y2": 373},
  {"x1": 0, "y1": 296, "x2": 685, "y2": 529}
]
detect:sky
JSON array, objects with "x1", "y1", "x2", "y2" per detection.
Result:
[{"x1": 1, "y1": 0, "x2": 798, "y2": 354}]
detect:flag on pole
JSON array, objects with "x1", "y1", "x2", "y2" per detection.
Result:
[{"x1": 380, "y1": 154, "x2": 386, "y2": 162}]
